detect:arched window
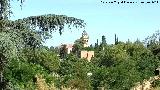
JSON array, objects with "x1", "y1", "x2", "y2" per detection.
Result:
[{"x1": 87, "y1": 53, "x2": 88, "y2": 58}]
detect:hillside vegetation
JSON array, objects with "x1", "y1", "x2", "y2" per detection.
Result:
[{"x1": 1, "y1": 0, "x2": 160, "y2": 90}]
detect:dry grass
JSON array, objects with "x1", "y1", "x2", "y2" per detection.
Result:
[
  {"x1": 152, "y1": 87, "x2": 160, "y2": 90},
  {"x1": 35, "y1": 74, "x2": 77, "y2": 90},
  {"x1": 35, "y1": 74, "x2": 49, "y2": 90}
]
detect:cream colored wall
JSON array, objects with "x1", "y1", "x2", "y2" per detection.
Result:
[
  {"x1": 80, "y1": 51, "x2": 94, "y2": 62},
  {"x1": 83, "y1": 44, "x2": 89, "y2": 47},
  {"x1": 67, "y1": 48, "x2": 72, "y2": 54}
]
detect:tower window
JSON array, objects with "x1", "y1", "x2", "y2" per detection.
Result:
[{"x1": 87, "y1": 53, "x2": 88, "y2": 58}]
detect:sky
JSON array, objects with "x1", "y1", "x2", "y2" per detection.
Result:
[{"x1": 10, "y1": 0, "x2": 160, "y2": 47}]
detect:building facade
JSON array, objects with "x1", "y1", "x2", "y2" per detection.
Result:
[
  {"x1": 59, "y1": 30, "x2": 94, "y2": 61},
  {"x1": 80, "y1": 51, "x2": 94, "y2": 62},
  {"x1": 80, "y1": 30, "x2": 94, "y2": 61}
]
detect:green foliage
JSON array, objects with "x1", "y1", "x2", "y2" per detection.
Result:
[
  {"x1": 4, "y1": 58, "x2": 39, "y2": 90},
  {"x1": 12, "y1": 14, "x2": 86, "y2": 35},
  {"x1": 72, "y1": 38, "x2": 84, "y2": 58},
  {"x1": 72, "y1": 39, "x2": 84, "y2": 52},
  {"x1": 72, "y1": 38, "x2": 94, "y2": 56},
  {"x1": 1, "y1": 1, "x2": 160, "y2": 90},
  {"x1": 34, "y1": 47, "x2": 60, "y2": 72},
  {"x1": 4, "y1": 47, "x2": 60, "y2": 89},
  {"x1": 91, "y1": 41, "x2": 160, "y2": 90},
  {"x1": 92, "y1": 44, "x2": 129, "y2": 67},
  {"x1": 60, "y1": 44, "x2": 67, "y2": 59},
  {"x1": 115, "y1": 34, "x2": 118, "y2": 45},
  {"x1": 1, "y1": 0, "x2": 86, "y2": 89},
  {"x1": 143, "y1": 30, "x2": 160, "y2": 60},
  {"x1": 83, "y1": 47, "x2": 95, "y2": 51},
  {"x1": 101, "y1": 35, "x2": 106, "y2": 45},
  {"x1": 152, "y1": 80, "x2": 160, "y2": 88},
  {"x1": 58, "y1": 54, "x2": 92, "y2": 89}
]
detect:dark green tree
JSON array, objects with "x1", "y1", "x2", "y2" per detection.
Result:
[
  {"x1": 4, "y1": 47, "x2": 60, "y2": 89},
  {"x1": 102, "y1": 35, "x2": 106, "y2": 45},
  {"x1": 72, "y1": 39, "x2": 83, "y2": 57},
  {"x1": 1, "y1": 0, "x2": 86, "y2": 89},
  {"x1": 60, "y1": 44, "x2": 67, "y2": 59},
  {"x1": 58, "y1": 54, "x2": 92, "y2": 89},
  {"x1": 115, "y1": 34, "x2": 118, "y2": 45},
  {"x1": 143, "y1": 30, "x2": 160, "y2": 60},
  {"x1": 97, "y1": 39, "x2": 99, "y2": 46},
  {"x1": 91, "y1": 41, "x2": 160, "y2": 89},
  {"x1": 90, "y1": 44, "x2": 93, "y2": 48}
]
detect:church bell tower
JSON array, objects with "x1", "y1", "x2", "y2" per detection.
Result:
[{"x1": 81, "y1": 30, "x2": 89, "y2": 47}]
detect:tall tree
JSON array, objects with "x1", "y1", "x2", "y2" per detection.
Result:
[
  {"x1": 72, "y1": 38, "x2": 83, "y2": 57},
  {"x1": 115, "y1": 34, "x2": 118, "y2": 45},
  {"x1": 0, "y1": 0, "x2": 86, "y2": 89},
  {"x1": 143, "y1": 30, "x2": 160, "y2": 59},
  {"x1": 102, "y1": 35, "x2": 106, "y2": 45},
  {"x1": 60, "y1": 44, "x2": 67, "y2": 59}
]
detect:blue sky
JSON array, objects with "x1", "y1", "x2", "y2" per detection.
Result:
[{"x1": 10, "y1": 0, "x2": 160, "y2": 47}]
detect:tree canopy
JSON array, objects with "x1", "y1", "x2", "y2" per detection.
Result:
[
  {"x1": 0, "y1": 0, "x2": 86, "y2": 89},
  {"x1": 1, "y1": 0, "x2": 160, "y2": 90}
]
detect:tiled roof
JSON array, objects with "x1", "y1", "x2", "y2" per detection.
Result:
[
  {"x1": 66, "y1": 44, "x2": 73, "y2": 48},
  {"x1": 60, "y1": 44, "x2": 73, "y2": 48}
]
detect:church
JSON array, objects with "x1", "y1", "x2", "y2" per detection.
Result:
[
  {"x1": 60, "y1": 30, "x2": 94, "y2": 62},
  {"x1": 80, "y1": 30, "x2": 94, "y2": 62}
]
